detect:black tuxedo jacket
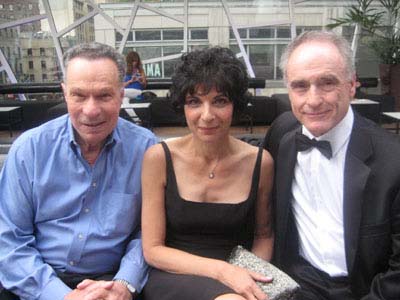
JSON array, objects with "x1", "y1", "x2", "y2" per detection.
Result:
[{"x1": 264, "y1": 111, "x2": 400, "y2": 299}]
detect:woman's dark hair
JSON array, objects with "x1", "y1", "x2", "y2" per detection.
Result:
[
  {"x1": 126, "y1": 51, "x2": 143, "y2": 75},
  {"x1": 169, "y1": 47, "x2": 249, "y2": 115}
]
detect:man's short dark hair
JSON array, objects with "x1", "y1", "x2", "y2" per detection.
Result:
[{"x1": 63, "y1": 42, "x2": 126, "y2": 83}]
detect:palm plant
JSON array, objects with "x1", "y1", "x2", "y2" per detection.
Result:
[{"x1": 328, "y1": 0, "x2": 400, "y2": 64}]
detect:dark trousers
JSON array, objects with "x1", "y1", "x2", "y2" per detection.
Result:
[
  {"x1": 0, "y1": 272, "x2": 114, "y2": 300},
  {"x1": 288, "y1": 256, "x2": 356, "y2": 300}
]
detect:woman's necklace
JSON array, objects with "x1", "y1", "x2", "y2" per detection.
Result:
[{"x1": 208, "y1": 157, "x2": 220, "y2": 179}]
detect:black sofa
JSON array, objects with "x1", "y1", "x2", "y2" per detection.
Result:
[
  {"x1": 0, "y1": 100, "x2": 63, "y2": 130},
  {"x1": 46, "y1": 94, "x2": 278, "y2": 127}
]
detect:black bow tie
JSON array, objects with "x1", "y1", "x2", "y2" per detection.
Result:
[{"x1": 295, "y1": 132, "x2": 332, "y2": 159}]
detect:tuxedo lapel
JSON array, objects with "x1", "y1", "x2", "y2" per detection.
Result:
[
  {"x1": 275, "y1": 127, "x2": 300, "y2": 260},
  {"x1": 343, "y1": 115, "x2": 373, "y2": 275}
]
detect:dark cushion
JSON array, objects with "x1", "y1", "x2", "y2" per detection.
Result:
[{"x1": 271, "y1": 94, "x2": 291, "y2": 117}]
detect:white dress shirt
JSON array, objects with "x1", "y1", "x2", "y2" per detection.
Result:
[{"x1": 292, "y1": 107, "x2": 354, "y2": 276}]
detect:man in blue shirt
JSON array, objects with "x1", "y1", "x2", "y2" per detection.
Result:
[{"x1": 0, "y1": 43, "x2": 157, "y2": 300}]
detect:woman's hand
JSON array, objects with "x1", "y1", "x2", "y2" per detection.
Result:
[
  {"x1": 218, "y1": 262, "x2": 272, "y2": 300},
  {"x1": 129, "y1": 76, "x2": 137, "y2": 83}
]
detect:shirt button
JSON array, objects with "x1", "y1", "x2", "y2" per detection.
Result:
[
  {"x1": 69, "y1": 260, "x2": 75, "y2": 266},
  {"x1": 78, "y1": 234, "x2": 84, "y2": 240},
  {"x1": 92, "y1": 182, "x2": 97, "y2": 187},
  {"x1": 84, "y1": 208, "x2": 90, "y2": 213}
]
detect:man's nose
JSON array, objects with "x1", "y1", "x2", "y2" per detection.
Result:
[
  {"x1": 306, "y1": 84, "x2": 324, "y2": 107},
  {"x1": 82, "y1": 97, "x2": 101, "y2": 117}
]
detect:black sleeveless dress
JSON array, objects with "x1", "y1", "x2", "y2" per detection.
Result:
[{"x1": 143, "y1": 142, "x2": 263, "y2": 300}]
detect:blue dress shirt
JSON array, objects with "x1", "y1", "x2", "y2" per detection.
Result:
[{"x1": 0, "y1": 115, "x2": 157, "y2": 300}]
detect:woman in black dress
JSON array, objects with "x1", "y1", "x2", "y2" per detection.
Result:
[{"x1": 141, "y1": 47, "x2": 274, "y2": 300}]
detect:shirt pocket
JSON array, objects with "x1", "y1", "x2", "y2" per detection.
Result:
[{"x1": 101, "y1": 192, "x2": 141, "y2": 235}]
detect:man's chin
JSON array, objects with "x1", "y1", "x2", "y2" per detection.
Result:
[{"x1": 304, "y1": 124, "x2": 331, "y2": 137}]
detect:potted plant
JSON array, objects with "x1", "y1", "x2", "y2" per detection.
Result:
[{"x1": 328, "y1": 0, "x2": 400, "y2": 110}]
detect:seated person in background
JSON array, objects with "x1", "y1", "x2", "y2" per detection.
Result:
[
  {"x1": 0, "y1": 42, "x2": 157, "y2": 300},
  {"x1": 141, "y1": 47, "x2": 275, "y2": 300},
  {"x1": 264, "y1": 30, "x2": 400, "y2": 299},
  {"x1": 123, "y1": 51, "x2": 147, "y2": 102}
]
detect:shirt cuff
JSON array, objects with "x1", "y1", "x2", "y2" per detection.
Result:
[
  {"x1": 38, "y1": 277, "x2": 71, "y2": 300},
  {"x1": 114, "y1": 264, "x2": 149, "y2": 293}
]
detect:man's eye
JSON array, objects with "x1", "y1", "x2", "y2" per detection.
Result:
[
  {"x1": 99, "y1": 94, "x2": 112, "y2": 101},
  {"x1": 71, "y1": 93, "x2": 85, "y2": 101},
  {"x1": 290, "y1": 82, "x2": 309, "y2": 92},
  {"x1": 319, "y1": 78, "x2": 339, "y2": 92}
]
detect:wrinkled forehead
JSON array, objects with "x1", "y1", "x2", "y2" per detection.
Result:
[
  {"x1": 287, "y1": 41, "x2": 347, "y2": 79},
  {"x1": 65, "y1": 57, "x2": 120, "y2": 82}
]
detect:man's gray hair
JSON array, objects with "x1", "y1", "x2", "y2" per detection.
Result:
[
  {"x1": 63, "y1": 42, "x2": 126, "y2": 83},
  {"x1": 280, "y1": 30, "x2": 355, "y2": 82}
]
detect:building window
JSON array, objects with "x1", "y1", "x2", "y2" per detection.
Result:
[
  {"x1": 135, "y1": 30, "x2": 161, "y2": 41},
  {"x1": 42, "y1": 74, "x2": 48, "y2": 81},
  {"x1": 190, "y1": 29, "x2": 208, "y2": 40},
  {"x1": 29, "y1": 74, "x2": 35, "y2": 82},
  {"x1": 163, "y1": 29, "x2": 183, "y2": 40},
  {"x1": 116, "y1": 31, "x2": 123, "y2": 42},
  {"x1": 41, "y1": 61, "x2": 46, "y2": 70},
  {"x1": 9, "y1": 4, "x2": 13, "y2": 11},
  {"x1": 27, "y1": 48, "x2": 32, "y2": 56},
  {"x1": 29, "y1": 61, "x2": 34, "y2": 69},
  {"x1": 276, "y1": 27, "x2": 291, "y2": 38},
  {"x1": 115, "y1": 31, "x2": 133, "y2": 42},
  {"x1": 40, "y1": 48, "x2": 45, "y2": 56},
  {"x1": 28, "y1": 4, "x2": 33, "y2": 10},
  {"x1": 163, "y1": 46, "x2": 183, "y2": 78},
  {"x1": 249, "y1": 28, "x2": 274, "y2": 39},
  {"x1": 229, "y1": 25, "x2": 292, "y2": 80},
  {"x1": 229, "y1": 28, "x2": 247, "y2": 39}
]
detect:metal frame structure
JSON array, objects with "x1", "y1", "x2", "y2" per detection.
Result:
[{"x1": 0, "y1": 0, "x2": 298, "y2": 92}]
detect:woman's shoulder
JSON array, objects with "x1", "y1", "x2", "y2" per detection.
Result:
[
  {"x1": 232, "y1": 137, "x2": 273, "y2": 166},
  {"x1": 144, "y1": 142, "x2": 166, "y2": 164},
  {"x1": 164, "y1": 135, "x2": 190, "y2": 148},
  {"x1": 232, "y1": 136, "x2": 259, "y2": 155}
]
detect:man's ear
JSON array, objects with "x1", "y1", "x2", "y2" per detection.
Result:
[
  {"x1": 61, "y1": 82, "x2": 67, "y2": 101},
  {"x1": 349, "y1": 74, "x2": 357, "y2": 98}
]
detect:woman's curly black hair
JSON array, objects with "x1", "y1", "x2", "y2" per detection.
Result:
[{"x1": 169, "y1": 47, "x2": 249, "y2": 115}]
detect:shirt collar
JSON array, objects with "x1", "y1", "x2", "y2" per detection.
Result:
[
  {"x1": 302, "y1": 107, "x2": 354, "y2": 157},
  {"x1": 67, "y1": 116, "x2": 118, "y2": 150}
]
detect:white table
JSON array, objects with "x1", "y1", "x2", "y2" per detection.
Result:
[
  {"x1": 121, "y1": 103, "x2": 151, "y2": 110},
  {"x1": 382, "y1": 112, "x2": 400, "y2": 134},
  {"x1": 351, "y1": 99, "x2": 379, "y2": 105}
]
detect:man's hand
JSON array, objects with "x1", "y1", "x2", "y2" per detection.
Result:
[{"x1": 64, "y1": 279, "x2": 132, "y2": 300}]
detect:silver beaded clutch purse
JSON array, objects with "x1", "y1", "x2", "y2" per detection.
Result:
[{"x1": 228, "y1": 245, "x2": 300, "y2": 300}]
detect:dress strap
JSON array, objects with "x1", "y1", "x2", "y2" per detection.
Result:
[
  {"x1": 248, "y1": 147, "x2": 263, "y2": 200},
  {"x1": 160, "y1": 141, "x2": 177, "y2": 188}
]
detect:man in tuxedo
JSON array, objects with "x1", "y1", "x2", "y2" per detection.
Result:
[{"x1": 264, "y1": 30, "x2": 400, "y2": 300}]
